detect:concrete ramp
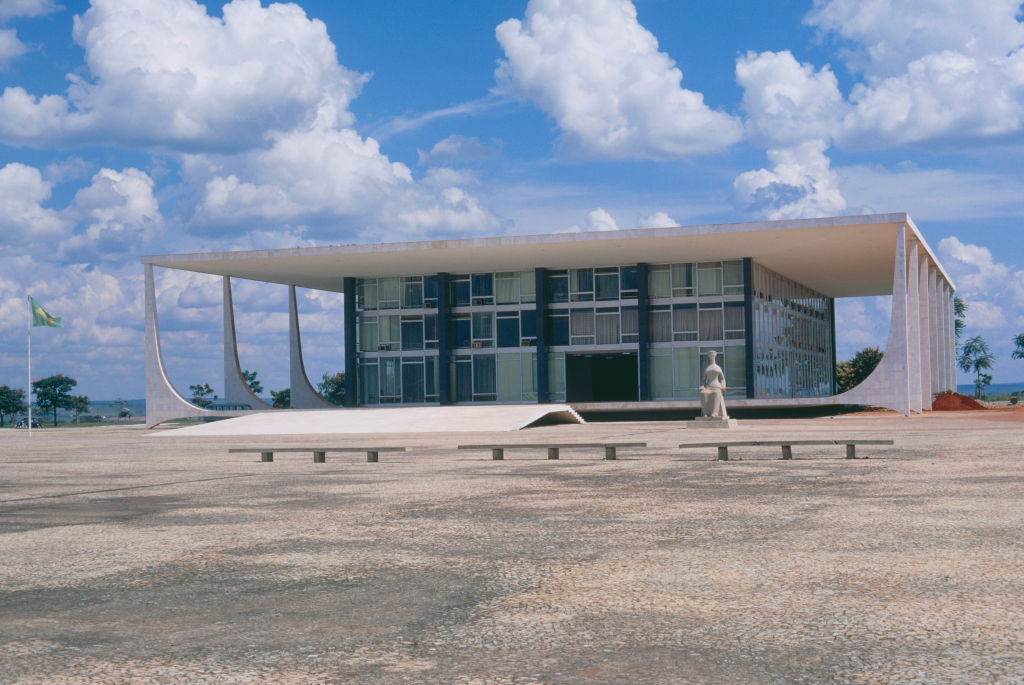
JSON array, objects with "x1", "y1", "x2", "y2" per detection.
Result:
[{"x1": 157, "y1": 404, "x2": 584, "y2": 437}]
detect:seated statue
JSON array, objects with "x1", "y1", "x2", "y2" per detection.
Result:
[{"x1": 699, "y1": 350, "x2": 729, "y2": 419}]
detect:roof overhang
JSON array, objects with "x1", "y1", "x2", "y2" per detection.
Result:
[{"x1": 141, "y1": 213, "x2": 954, "y2": 298}]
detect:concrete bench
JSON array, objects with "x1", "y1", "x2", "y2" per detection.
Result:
[
  {"x1": 677, "y1": 439, "x2": 894, "y2": 461},
  {"x1": 457, "y1": 442, "x2": 647, "y2": 461},
  {"x1": 228, "y1": 447, "x2": 406, "y2": 463}
]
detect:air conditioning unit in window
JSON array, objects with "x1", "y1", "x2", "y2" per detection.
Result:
[
  {"x1": 521, "y1": 338, "x2": 537, "y2": 346},
  {"x1": 377, "y1": 343, "x2": 393, "y2": 351},
  {"x1": 471, "y1": 341, "x2": 483, "y2": 349}
]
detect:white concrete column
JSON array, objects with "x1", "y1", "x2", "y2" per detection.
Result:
[
  {"x1": 906, "y1": 242, "x2": 922, "y2": 413},
  {"x1": 929, "y1": 268, "x2": 940, "y2": 395},
  {"x1": 918, "y1": 255, "x2": 932, "y2": 409},
  {"x1": 223, "y1": 276, "x2": 273, "y2": 408},
  {"x1": 289, "y1": 285, "x2": 335, "y2": 409},
  {"x1": 144, "y1": 264, "x2": 215, "y2": 428},
  {"x1": 946, "y1": 284, "x2": 956, "y2": 391}
]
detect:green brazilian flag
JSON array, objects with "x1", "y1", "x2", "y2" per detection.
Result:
[{"x1": 29, "y1": 296, "x2": 63, "y2": 328}]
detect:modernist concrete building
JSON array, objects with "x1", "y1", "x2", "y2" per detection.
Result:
[{"x1": 142, "y1": 213, "x2": 956, "y2": 427}]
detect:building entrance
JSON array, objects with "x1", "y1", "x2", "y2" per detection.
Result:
[{"x1": 565, "y1": 352, "x2": 638, "y2": 402}]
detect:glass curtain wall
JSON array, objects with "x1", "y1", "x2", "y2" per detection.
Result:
[
  {"x1": 750, "y1": 262, "x2": 834, "y2": 397},
  {"x1": 646, "y1": 260, "x2": 747, "y2": 399}
]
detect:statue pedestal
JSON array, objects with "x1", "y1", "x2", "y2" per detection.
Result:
[{"x1": 692, "y1": 417, "x2": 738, "y2": 429}]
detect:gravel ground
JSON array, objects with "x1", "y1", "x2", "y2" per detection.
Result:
[{"x1": 1, "y1": 410, "x2": 1022, "y2": 684}]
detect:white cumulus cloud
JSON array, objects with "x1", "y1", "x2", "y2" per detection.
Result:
[
  {"x1": 938, "y1": 236, "x2": 1011, "y2": 297},
  {"x1": 0, "y1": 0, "x2": 59, "y2": 20},
  {"x1": 0, "y1": 162, "x2": 68, "y2": 245},
  {"x1": 495, "y1": 0, "x2": 742, "y2": 159},
  {"x1": 563, "y1": 208, "x2": 621, "y2": 233},
  {"x1": 733, "y1": 140, "x2": 846, "y2": 220},
  {"x1": 0, "y1": 0, "x2": 367, "y2": 151},
  {"x1": 642, "y1": 212, "x2": 678, "y2": 228},
  {"x1": 0, "y1": 28, "x2": 28, "y2": 64},
  {"x1": 417, "y1": 135, "x2": 502, "y2": 165}
]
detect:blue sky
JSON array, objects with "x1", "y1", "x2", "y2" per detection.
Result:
[{"x1": 1, "y1": 0, "x2": 1023, "y2": 400}]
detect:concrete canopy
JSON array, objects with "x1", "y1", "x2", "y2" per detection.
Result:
[{"x1": 141, "y1": 213, "x2": 953, "y2": 298}]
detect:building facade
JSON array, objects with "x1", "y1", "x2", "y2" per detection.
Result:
[{"x1": 142, "y1": 213, "x2": 956, "y2": 426}]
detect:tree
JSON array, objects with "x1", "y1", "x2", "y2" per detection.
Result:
[
  {"x1": 317, "y1": 372, "x2": 345, "y2": 405},
  {"x1": 70, "y1": 395, "x2": 90, "y2": 424},
  {"x1": 957, "y1": 336, "x2": 995, "y2": 399},
  {"x1": 33, "y1": 374, "x2": 77, "y2": 426},
  {"x1": 1012, "y1": 333, "x2": 1024, "y2": 361},
  {"x1": 954, "y1": 297, "x2": 967, "y2": 344},
  {"x1": 0, "y1": 385, "x2": 26, "y2": 427},
  {"x1": 113, "y1": 397, "x2": 132, "y2": 418},
  {"x1": 835, "y1": 347, "x2": 884, "y2": 393},
  {"x1": 189, "y1": 383, "x2": 218, "y2": 408},
  {"x1": 242, "y1": 369, "x2": 263, "y2": 395},
  {"x1": 270, "y1": 388, "x2": 291, "y2": 408}
]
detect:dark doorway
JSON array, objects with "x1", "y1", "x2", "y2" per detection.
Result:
[{"x1": 566, "y1": 352, "x2": 638, "y2": 402}]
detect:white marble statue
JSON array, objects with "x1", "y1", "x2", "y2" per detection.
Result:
[{"x1": 699, "y1": 350, "x2": 729, "y2": 419}]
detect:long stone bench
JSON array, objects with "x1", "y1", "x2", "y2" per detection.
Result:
[
  {"x1": 228, "y1": 447, "x2": 406, "y2": 463},
  {"x1": 457, "y1": 442, "x2": 647, "y2": 461},
  {"x1": 677, "y1": 439, "x2": 894, "y2": 461}
]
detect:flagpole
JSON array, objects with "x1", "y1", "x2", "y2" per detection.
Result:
[{"x1": 27, "y1": 295, "x2": 32, "y2": 437}]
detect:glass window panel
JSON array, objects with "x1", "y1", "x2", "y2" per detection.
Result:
[
  {"x1": 522, "y1": 352, "x2": 537, "y2": 400},
  {"x1": 547, "y1": 352, "x2": 565, "y2": 396},
  {"x1": 423, "y1": 276, "x2": 438, "y2": 307},
  {"x1": 672, "y1": 347, "x2": 700, "y2": 397},
  {"x1": 454, "y1": 316, "x2": 470, "y2": 348},
  {"x1": 359, "y1": 362, "x2": 378, "y2": 405},
  {"x1": 402, "y1": 277, "x2": 423, "y2": 308},
  {"x1": 358, "y1": 318, "x2": 378, "y2": 352},
  {"x1": 547, "y1": 271, "x2": 568, "y2": 303},
  {"x1": 621, "y1": 306, "x2": 638, "y2": 342},
  {"x1": 424, "y1": 313, "x2": 438, "y2": 347},
  {"x1": 672, "y1": 264, "x2": 695, "y2": 297},
  {"x1": 673, "y1": 304, "x2": 698, "y2": 341},
  {"x1": 357, "y1": 279, "x2": 377, "y2": 310},
  {"x1": 402, "y1": 360, "x2": 424, "y2": 403},
  {"x1": 378, "y1": 315, "x2": 400, "y2": 346},
  {"x1": 380, "y1": 358, "x2": 400, "y2": 398},
  {"x1": 473, "y1": 354, "x2": 496, "y2": 396},
  {"x1": 495, "y1": 272, "x2": 519, "y2": 304},
  {"x1": 455, "y1": 357, "x2": 472, "y2": 401},
  {"x1": 649, "y1": 266, "x2": 670, "y2": 298},
  {"x1": 595, "y1": 272, "x2": 618, "y2": 301},
  {"x1": 699, "y1": 307, "x2": 723, "y2": 341},
  {"x1": 452, "y1": 277, "x2": 470, "y2": 306},
  {"x1": 619, "y1": 266, "x2": 638, "y2": 297},
  {"x1": 570, "y1": 308, "x2": 595, "y2": 343},
  {"x1": 497, "y1": 314, "x2": 519, "y2": 348},
  {"x1": 723, "y1": 260, "x2": 744, "y2": 285},
  {"x1": 471, "y1": 273, "x2": 494, "y2": 304},
  {"x1": 650, "y1": 352, "x2": 672, "y2": 398},
  {"x1": 546, "y1": 311, "x2": 569, "y2": 346},
  {"x1": 497, "y1": 353, "x2": 522, "y2": 402},
  {"x1": 520, "y1": 270, "x2": 536, "y2": 303},
  {"x1": 725, "y1": 346, "x2": 745, "y2": 394},
  {"x1": 570, "y1": 268, "x2": 594, "y2": 301},
  {"x1": 520, "y1": 309, "x2": 537, "y2": 342},
  {"x1": 401, "y1": 317, "x2": 423, "y2": 350},
  {"x1": 472, "y1": 312, "x2": 494, "y2": 346},
  {"x1": 379, "y1": 277, "x2": 400, "y2": 308},
  {"x1": 697, "y1": 264, "x2": 722, "y2": 297},
  {"x1": 425, "y1": 356, "x2": 438, "y2": 400},
  {"x1": 649, "y1": 306, "x2": 671, "y2": 342},
  {"x1": 724, "y1": 302, "x2": 745, "y2": 339},
  {"x1": 596, "y1": 311, "x2": 620, "y2": 345}
]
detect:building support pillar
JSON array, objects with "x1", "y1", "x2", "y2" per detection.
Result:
[
  {"x1": 144, "y1": 264, "x2": 215, "y2": 427},
  {"x1": 743, "y1": 258, "x2": 756, "y2": 399},
  {"x1": 436, "y1": 272, "x2": 452, "y2": 405},
  {"x1": 535, "y1": 268, "x2": 549, "y2": 403},
  {"x1": 343, "y1": 276, "x2": 357, "y2": 407},
  {"x1": 929, "y1": 267, "x2": 940, "y2": 396},
  {"x1": 223, "y1": 277, "x2": 273, "y2": 409},
  {"x1": 289, "y1": 285, "x2": 335, "y2": 409},
  {"x1": 918, "y1": 255, "x2": 932, "y2": 410},
  {"x1": 636, "y1": 262, "x2": 650, "y2": 401},
  {"x1": 906, "y1": 242, "x2": 922, "y2": 413}
]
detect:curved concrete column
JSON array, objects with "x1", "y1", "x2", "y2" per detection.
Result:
[
  {"x1": 918, "y1": 254, "x2": 932, "y2": 409},
  {"x1": 906, "y1": 242, "x2": 922, "y2": 413},
  {"x1": 145, "y1": 264, "x2": 216, "y2": 428},
  {"x1": 835, "y1": 223, "x2": 912, "y2": 415},
  {"x1": 289, "y1": 285, "x2": 335, "y2": 409},
  {"x1": 223, "y1": 277, "x2": 273, "y2": 409}
]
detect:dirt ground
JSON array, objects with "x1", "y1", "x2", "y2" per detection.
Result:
[{"x1": 1, "y1": 410, "x2": 1022, "y2": 684}]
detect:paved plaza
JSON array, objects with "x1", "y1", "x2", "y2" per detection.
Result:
[{"x1": 1, "y1": 410, "x2": 1022, "y2": 684}]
